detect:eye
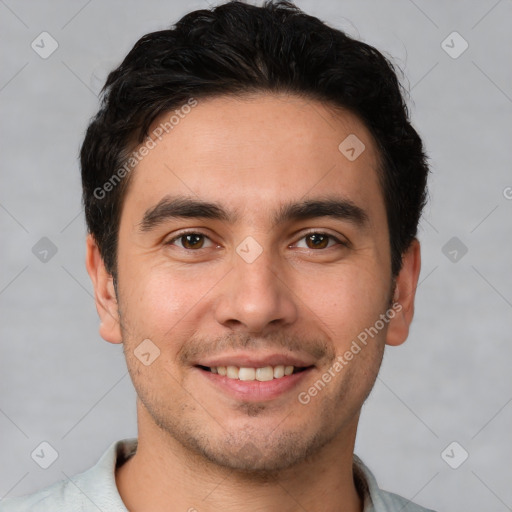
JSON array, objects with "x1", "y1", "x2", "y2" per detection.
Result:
[
  {"x1": 294, "y1": 232, "x2": 345, "y2": 250},
  {"x1": 167, "y1": 232, "x2": 216, "y2": 250}
]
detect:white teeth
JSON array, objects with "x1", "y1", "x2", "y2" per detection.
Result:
[
  {"x1": 227, "y1": 366, "x2": 239, "y2": 379},
  {"x1": 256, "y1": 366, "x2": 274, "y2": 381},
  {"x1": 273, "y1": 365, "x2": 285, "y2": 378},
  {"x1": 239, "y1": 367, "x2": 256, "y2": 381},
  {"x1": 209, "y1": 364, "x2": 301, "y2": 380}
]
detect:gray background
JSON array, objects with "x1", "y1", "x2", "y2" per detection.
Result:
[{"x1": 1, "y1": 0, "x2": 511, "y2": 510}]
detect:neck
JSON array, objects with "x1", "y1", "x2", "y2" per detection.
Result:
[{"x1": 116, "y1": 405, "x2": 363, "y2": 512}]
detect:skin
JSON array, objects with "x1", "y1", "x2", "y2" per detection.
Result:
[{"x1": 86, "y1": 93, "x2": 421, "y2": 512}]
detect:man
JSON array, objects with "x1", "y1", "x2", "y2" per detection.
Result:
[{"x1": 2, "y1": 1, "x2": 435, "y2": 510}]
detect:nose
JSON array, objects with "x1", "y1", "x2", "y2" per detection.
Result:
[{"x1": 213, "y1": 247, "x2": 298, "y2": 334}]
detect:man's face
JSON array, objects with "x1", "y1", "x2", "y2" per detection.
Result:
[{"x1": 108, "y1": 94, "x2": 400, "y2": 472}]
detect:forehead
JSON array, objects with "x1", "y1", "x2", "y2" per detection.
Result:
[{"x1": 123, "y1": 93, "x2": 384, "y2": 224}]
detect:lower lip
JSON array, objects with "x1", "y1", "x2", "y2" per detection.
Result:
[{"x1": 197, "y1": 367, "x2": 313, "y2": 402}]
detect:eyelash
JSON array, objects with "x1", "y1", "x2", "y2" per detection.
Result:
[
  {"x1": 166, "y1": 230, "x2": 347, "y2": 250},
  {"x1": 294, "y1": 231, "x2": 347, "y2": 250},
  {"x1": 166, "y1": 231, "x2": 219, "y2": 250}
]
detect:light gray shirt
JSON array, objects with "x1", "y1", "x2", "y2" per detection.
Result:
[{"x1": 0, "y1": 438, "x2": 437, "y2": 511}]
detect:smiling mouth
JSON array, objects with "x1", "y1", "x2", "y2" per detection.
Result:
[{"x1": 196, "y1": 364, "x2": 312, "y2": 381}]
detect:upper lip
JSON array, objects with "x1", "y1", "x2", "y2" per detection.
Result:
[{"x1": 195, "y1": 352, "x2": 316, "y2": 369}]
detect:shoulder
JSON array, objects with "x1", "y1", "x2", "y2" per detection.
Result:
[
  {"x1": 373, "y1": 488, "x2": 438, "y2": 512},
  {"x1": 0, "y1": 438, "x2": 137, "y2": 512},
  {"x1": 0, "y1": 478, "x2": 93, "y2": 512},
  {"x1": 353, "y1": 455, "x2": 438, "y2": 512}
]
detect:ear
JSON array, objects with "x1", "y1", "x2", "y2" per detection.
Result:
[
  {"x1": 85, "y1": 234, "x2": 123, "y2": 344},
  {"x1": 385, "y1": 238, "x2": 421, "y2": 347}
]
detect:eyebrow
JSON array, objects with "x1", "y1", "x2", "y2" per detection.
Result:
[
  {"x1": 273, "y1": 198, "x2": 369, "y2": 228},
  {"x1": 139, "y1": 195, "x2": 369, "y2": 232},
  {"x1": 139, "y1": 196, "x2": 234, "y2": 231}
]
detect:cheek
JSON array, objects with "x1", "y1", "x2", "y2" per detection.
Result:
[
  {"x1": 293, "y1": 263, "x2": 391, "y2": 343},
  {"x1": 118, "y1": 272, "x2": 204, "y2": 391},
  {"x1": 117, "y1": 264, "x2": 218, "y2": 345}
]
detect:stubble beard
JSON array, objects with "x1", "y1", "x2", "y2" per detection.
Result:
[{"x1": 116, "y1": 290, "x2": 388, "y2": 478}]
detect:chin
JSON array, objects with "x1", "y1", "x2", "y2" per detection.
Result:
[{"x1": 176, "y1": 423, "x2": 334, "y2": 477}]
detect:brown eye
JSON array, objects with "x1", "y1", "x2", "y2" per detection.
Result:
[
  {"x1": 293, "y1": 232, "x2": 345, "y2": 250},
  {"x1": 305, "y1": 233, "x2": 330, "y2": 249},
  {"x1": 181, "y1": 234, "x2": 205, "y2": 249},
  {"x1": 169, "y1": 232, "x2": 214, "y2": 250}
]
